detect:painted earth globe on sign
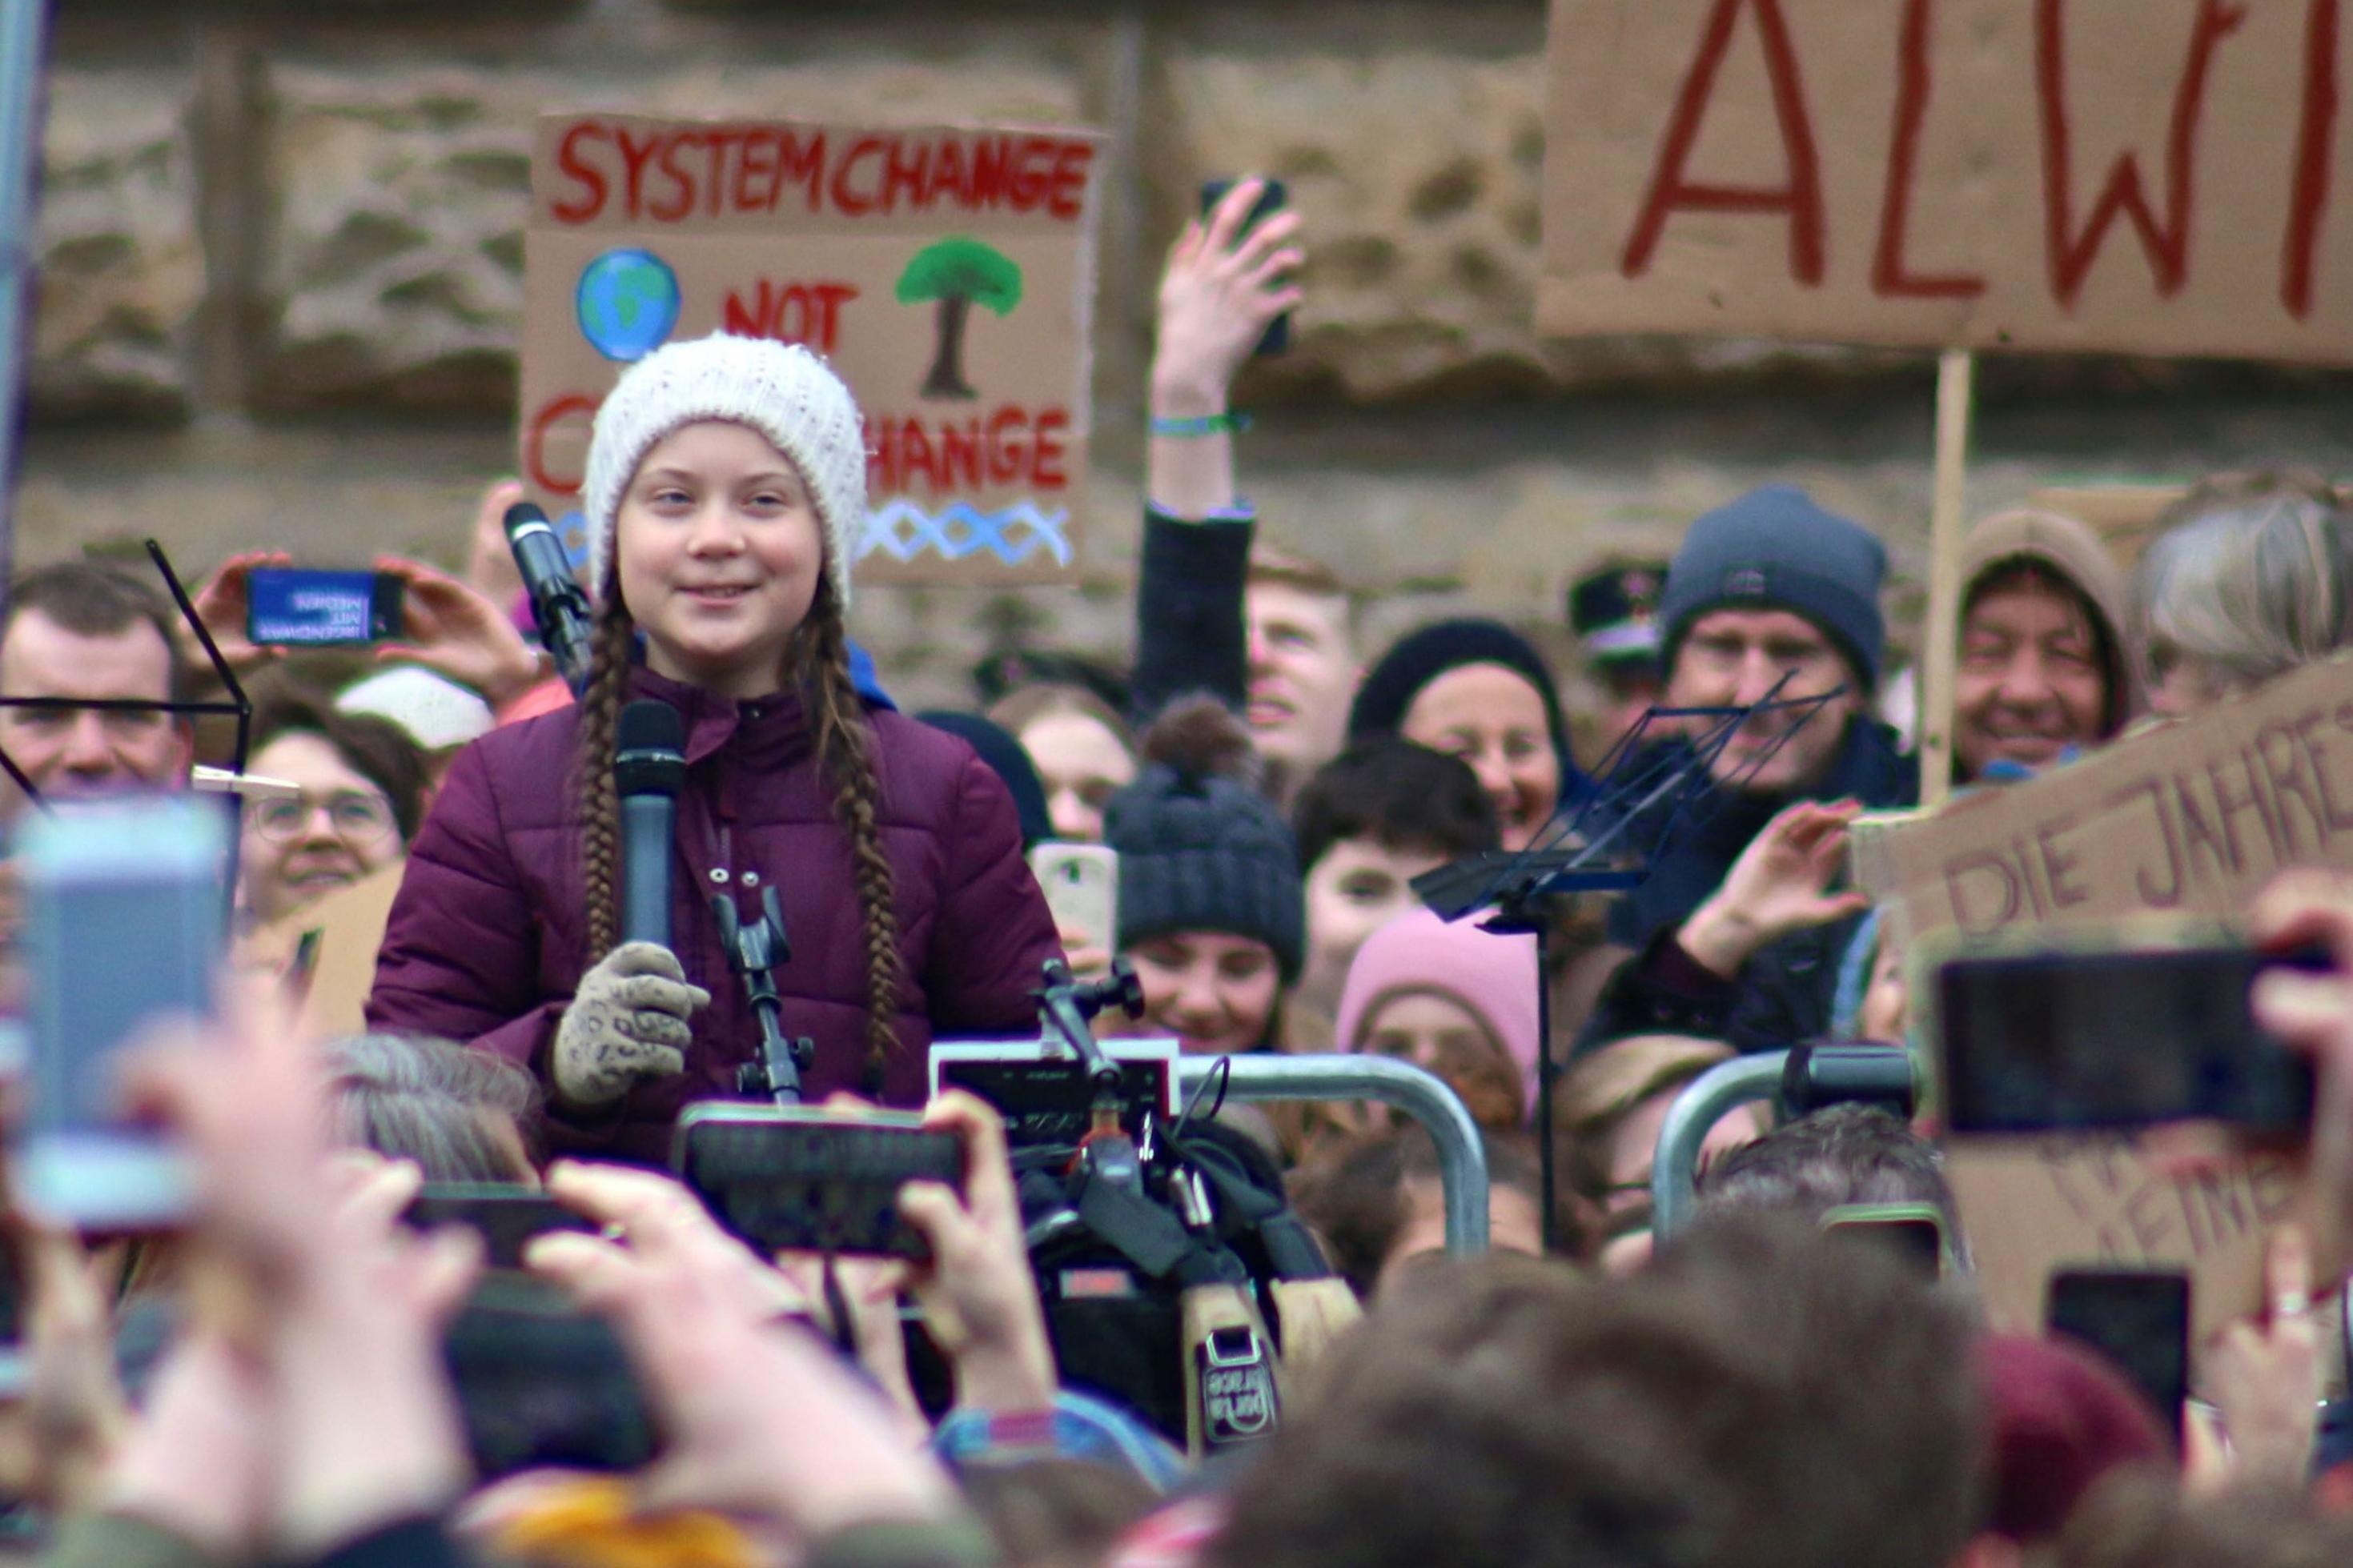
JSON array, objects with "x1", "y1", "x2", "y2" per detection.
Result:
[{"x1": 576, "y1": 249, "x2": 681, "y2": 362}]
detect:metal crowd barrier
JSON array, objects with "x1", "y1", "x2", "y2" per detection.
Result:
[
  {"x1": 1647, "y1": 1050, "x2": 1788, "y2": 1239},
  {"x1": 1176, "y1": 1053, "x2": 1491, "y2": 1253}
]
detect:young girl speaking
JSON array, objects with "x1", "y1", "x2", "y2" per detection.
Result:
[{"x1": 370, "y1": 334, "x2": 1059, "y2": 1162}]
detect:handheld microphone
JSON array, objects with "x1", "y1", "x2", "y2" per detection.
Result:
[
  {"x1": 504, "y1": 501, "x2": 594, "y2": 696},
  {"x1": 615, "y1": 700, "x2": 685, "y2": 950}
]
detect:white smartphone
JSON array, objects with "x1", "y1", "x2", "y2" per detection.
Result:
[
  {"x1": 18, "y1": 796, "x2": 227, "y2": 1232},
  {"x1": 1030, "y1": 842, "x2": 1118, "y2": 956}
]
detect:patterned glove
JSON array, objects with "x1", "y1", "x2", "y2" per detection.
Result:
[{"x1": 552, "y1": 942, "x2": 710, "y2": 1108}]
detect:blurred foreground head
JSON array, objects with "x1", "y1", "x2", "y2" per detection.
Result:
[{"x1": 1210, "y1": 1217, "x2": 1981, "y2": 1568}]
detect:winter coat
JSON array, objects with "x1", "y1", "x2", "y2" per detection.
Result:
[
  {"x1": 367, "y1": 668, "x2": 1061, "y2": 1165},
  {"x1": 1576, "y1": 909, "x2": 1873, "y2": 1057}
]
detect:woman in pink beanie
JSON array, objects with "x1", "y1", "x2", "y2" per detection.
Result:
[{"x1": 1333, "y1": 904, "x2": 1542, "y2": 1132}]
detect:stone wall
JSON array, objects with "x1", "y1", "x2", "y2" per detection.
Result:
[{"x1": 23, "y1": 0, "x2": 2353, "y2": 716}]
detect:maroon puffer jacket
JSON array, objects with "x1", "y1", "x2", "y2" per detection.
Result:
[{"x1": 367, "y1": 668, "x2": 1060, "y2": 1165}]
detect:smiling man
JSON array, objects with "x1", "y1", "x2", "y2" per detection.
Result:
[
  {"x1": 1599, "y1": 487, "x2": 1912, "y2": 948},
  {"x1": 0, "y1": 563, "x2": 195, "y2": 820},
  {"x1": 1952, "y1": 507, "x2": 2137, "y2": 784}
]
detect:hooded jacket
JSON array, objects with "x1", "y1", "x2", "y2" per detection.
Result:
[
  {"x1": 1955, "y1": 505, "x2": 2141, "y2": 774},
  {"x1": 367, "y1": 668, "x2": 1060, "y2": 1165}
]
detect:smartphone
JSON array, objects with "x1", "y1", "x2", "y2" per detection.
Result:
[
  {"x1": 444, "y1": 1276, "x2": 657, "y2": 1479},
  {"x1": 2046, "y1": 1268, "x2": 2190, "y2": 1445},
  {"x1": 1030, "y1": 843, "x2": 1118, "y2": 957},
  {"x1": 245, "y1": 567, "x2": 404, "y2": 647},
  {"x1": 1935, "y1": 942, "x2": 2321, "y2": 1135},
  {"x1": 18, "y1": 796, "x2": 227, "y2": 1233},
  {"x1": 404, "y1": 1184, "x2": 597, "y2": 1272},
  {"x1": 1821, "y1": 1201, "x2": 1946, "y2": 1281},
  {"x1": 1199, "y1": 178, "x2": 1291, "y2": 356},
  {"x1": 673, "y1": 1104, "x2": 963, "y2": 1260}
]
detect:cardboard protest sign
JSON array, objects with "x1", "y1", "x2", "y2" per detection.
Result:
[
  {"x1": 1851, "y1": 655, "x2": 2353, "y2": 951},
  {"x1": 246, "y1": 864, "x2": 405, "y2": 1044},
  {"x1": 521, "y1": 114, "x2": 1106, "y2": 587},
  {"x1": 1540, "y1": 0, "x2": 2353, "y2": 363},
  {"x1": 1945, "y1": 1134, "x2": 2298, "y2": 1347}
]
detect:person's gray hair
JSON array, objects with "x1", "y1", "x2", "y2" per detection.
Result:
[
  {"x1": 322, "y1": 1033, "x2": 540, "y2": 1183},
  {"x1": 2133, "y1": 471, "x2": 2353, "y2": 688}
]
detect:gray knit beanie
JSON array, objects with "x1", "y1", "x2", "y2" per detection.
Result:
[{"x1": 1657, "y1": 485, "x2": 1889, "y2": 690}]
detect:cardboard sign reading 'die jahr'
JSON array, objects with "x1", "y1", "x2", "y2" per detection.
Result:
[{"x1": 521, "y1": 114, "x2": 1107, "y2": 588}]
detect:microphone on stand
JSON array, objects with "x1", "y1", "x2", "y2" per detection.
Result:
[
  {"x1": 504, "y1": 500, "x2": 594, "y2": 696},
  {"x1": 615, "y1": 700, "x2": 685, "y2": 949}
]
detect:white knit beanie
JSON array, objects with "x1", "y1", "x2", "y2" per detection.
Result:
[
  {"x1": 582, "y1": 333, "x2": 866, "y2": 615},
  {"x1": 336, "y1": 664, "x2": 496, "y2": 752}
]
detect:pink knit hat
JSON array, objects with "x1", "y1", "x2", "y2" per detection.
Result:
[{"x1": 1333, "y1": 905, "x2": 1544, "y2": 1117}]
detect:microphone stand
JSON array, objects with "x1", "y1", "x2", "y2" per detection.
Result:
[{"x1": 718, "y1": 885, "x2": 813, "y2": 1107}]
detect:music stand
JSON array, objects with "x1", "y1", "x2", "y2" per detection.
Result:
[{"x1": 1412, "y1": 673, "x2": 1847, "y2": 1251}]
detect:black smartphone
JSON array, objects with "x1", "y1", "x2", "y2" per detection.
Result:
[
  {"x1": 1821, "y1": 1202, "x2": 1946, "y2": 1281},
  {"x1": 245, "y1": 567, "x2": 404, "y2": 646},
  {"x1": 2046, "y1": 1268, "x2": 2190, "y2": 1446},
  {"x1": 443, "y1": 1277, "x2": 657, "y2": 1479},
  {"x1": 1936, "y1": 944, "x2": 2322, "y2": 1135},
  {"x1": 403, "y1": 1184, "x2": 597, "y2": 1272},
  {"x1": 1199, "y1": 178, "x2": 1291, "y2": 356},
  {"x1": 673, "y1": 1105, "x2": 963, "y2": 1261}
]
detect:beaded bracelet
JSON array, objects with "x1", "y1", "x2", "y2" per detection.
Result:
[{"x1": 1148, "y1": 411, "x2": 1252, "y2": 438}]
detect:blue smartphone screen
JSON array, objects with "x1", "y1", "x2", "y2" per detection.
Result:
[{"x1": 247, "y1": 568, "x2": 401, "y2": 645}]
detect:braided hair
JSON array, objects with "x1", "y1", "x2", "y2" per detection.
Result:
[{"x1": 574, "y1": 577, "x2": 905, "y2": 1087}]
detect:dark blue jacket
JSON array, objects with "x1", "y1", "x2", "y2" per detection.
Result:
[{"x1": 1600, "y1": 716, "x2": 1917, "y2": 951}]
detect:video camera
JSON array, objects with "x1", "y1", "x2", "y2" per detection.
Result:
[{"x1": 932, "y1": 959, "x2": 1339, "y2": 1456}]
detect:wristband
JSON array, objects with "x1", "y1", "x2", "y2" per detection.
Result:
[{"x1": 1149, "y1": 411, "x2": 1251, "y2": 439}]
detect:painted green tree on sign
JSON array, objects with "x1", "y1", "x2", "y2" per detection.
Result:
[{"x1": 895, "y1": 237, "x2": 1023, "y2": 400}]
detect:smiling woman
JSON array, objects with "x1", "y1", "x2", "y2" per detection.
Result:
[
  {"x1": 1346, "y1": 618, "x2": 1578, "y2": 852},
  {"x1": 239, "y1": 686, "x2": 425, "y2": 925}
]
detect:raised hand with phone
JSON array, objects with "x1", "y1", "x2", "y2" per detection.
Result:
[{"x1": 1149, "y1": 175, "x2": 1303, "y2": 521}]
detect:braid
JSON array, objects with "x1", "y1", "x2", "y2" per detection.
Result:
[
  {"x1": 575, "y1": 603, "x2": 638, "y2": 965},
  {"x1": 798, "y1": 589, "x2": 905, "y2": 1089}
]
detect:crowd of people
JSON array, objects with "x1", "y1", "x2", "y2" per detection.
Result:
[{"x1": 0, "y1": 175, "x2": 2350, "y2": 1566}]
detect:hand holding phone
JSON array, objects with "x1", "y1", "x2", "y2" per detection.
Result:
[
  {"x1": 1031, "y1": 843, "x2": 1118, "y2": 964},
  {"x1": 888, "y1": 1091, "x2": 1058, "y2": 1413},
  {"x1": 1155, "y1": 178, "x2": 1301, "y2": 407},
  {"x1": 673, "y1": 1105, "x2": 964, "y2": 1260}
]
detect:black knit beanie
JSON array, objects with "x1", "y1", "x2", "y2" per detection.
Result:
[
  {"x1": 1103, "y1": 710, "x2": 1306, "y2": 983},
  {"x1": 1346, "y1": 617, "x2": 1571, "y2": 761}
]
